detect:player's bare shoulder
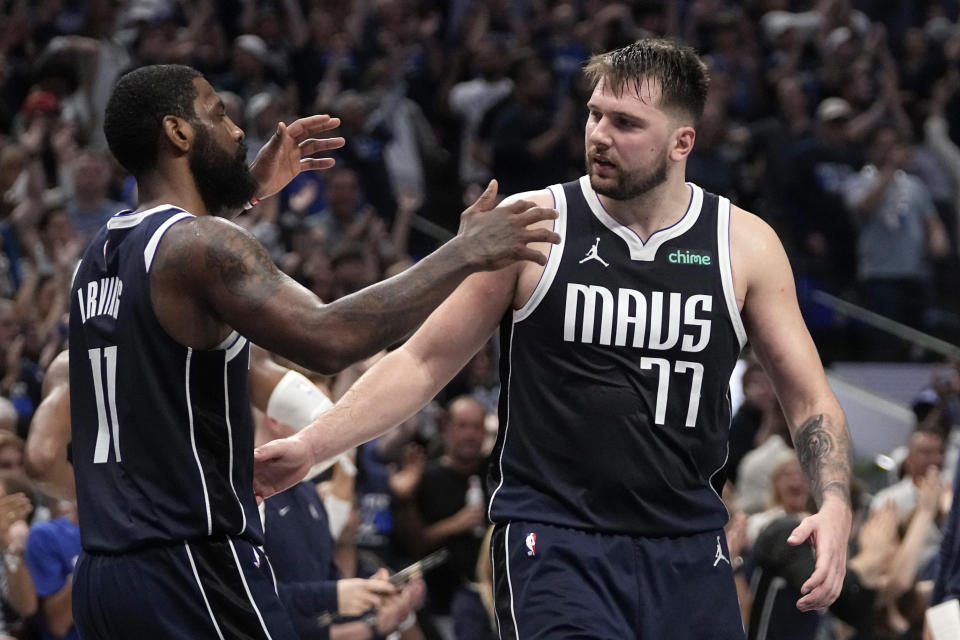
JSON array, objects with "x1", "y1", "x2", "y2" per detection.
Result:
[
  {"x1": 152, "y1": 215, "x2": 285, "y2": 310},
  {"x1": 728, "y1": 204, "x2": 794, "y2": 311},
  {"x1": 499, "y1": 189, "x2": 557, "y2": 307}
]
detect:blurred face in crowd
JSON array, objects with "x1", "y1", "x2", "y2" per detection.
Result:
[
  {"x1": 326, "y1": 170, "x2": 361, "y2": 218},
  {"x1": 42, "y1": 208, "x2": 74, "y2": 249},
  {"x1": 904, "y1": 431, "x2": 944, "y2": 481},
  {"x1": 585, "y1": 77, "x2": 678, "y2": 201},
  {"x1": 0, "y1": 302, "x2": 19, "y2": 352},
  {"x1": 868, "y1": 127, "x2": 908, "y2": 168},
  {"x1": 0, "y1": 444, "x2": 23, "y2": 474},
  {"x1": 444, "y1": 397, "x2": 486, "y2": 466},
  {"x1": 772, "y1": 457, "x2": 809, "y2": 513},
  {"x1": 776, "y1": 77, "x2": 808, "y2": 122},
  {"x1": 187, "y1": 78, "x2": 258, "y2": 215},
  {"x1": 72, "y1": 152, "x2": 112, "y2": 201},
  {"x1": 742, "y1": 366, "x2": 776, "y2": 412}
]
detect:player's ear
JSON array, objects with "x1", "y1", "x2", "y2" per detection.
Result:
[
  {"x1": 161, "y1": 115, "x2": 194, "y2": 154},
  {"x1": 670, "y1": 125, "x2": 696, "y2": 161}
]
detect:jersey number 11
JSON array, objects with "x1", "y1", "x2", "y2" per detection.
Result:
[{"x1": 88, "y1": 346, "x2": 122, "y2": 463}]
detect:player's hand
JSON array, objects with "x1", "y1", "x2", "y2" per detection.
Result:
[
  {"x1": 337, "y1": 570, "x2": 397, "y2": 616},
  {"x1": 249, "y1": 115, "x2": 346, "y2": 200},
  {"x1": 787, "y1": 495, "x2": 852, "y2": 611},
  {"x1": 252, "y1": 434, "x2": 314, "y2": 501},
  {"x1": 457, "y1": 180, "x2": 560, "y2": 270}
]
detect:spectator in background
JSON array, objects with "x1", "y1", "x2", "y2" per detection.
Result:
[
  {"x1": 0, "y1": 300, "x2": 43, "y2": 436},
  {"x1": 871, "y1": 428, "x2": 946, "y2": 568},
  {"x1": 64, "y1": 150, "x2": 123, "y2": 243},
  {"x1": 448, "y1": 38, "x2": 513, "y2": 187},
  {"x1": 787, "y1": 97, "x2": 862, "y2": 293},
  {"x1": 483, "y1": 52, "x2": 576, "y2": 195},
  {"x1": 0, "y1": 400, "x2": 16, "y2": 435},
  {"x1": 745, "y1": 451, "x2": 811, "y2": 548},
  {"x1": 259, "y1": 412, "x2": 425, "y2": 640},
  {"x1": 394, "y1": 395, "x2": 489, "y2": 640},
  {"x1": 737, "y1": 404, "x2": 794, "y2": 515},
  {"x1": 0, "y1": 472, "x2": 36, "y2": 639},
  {"x1": 0, "y1": 433, "x2": 23, "y2": 476},
  {"x1": 842, "y1": 125, "x2": 951, "y2": 357},
  {"x1": 728, "y1": 360, "x2": 777, "y2": 485},
  {"x1": 24, "y1": 497, "x2": 80, "y2": 640}
]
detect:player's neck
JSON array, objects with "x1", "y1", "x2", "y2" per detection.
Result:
[
  {"x1": 596, "y1": 174, "x2": 692, "y2": 241},
  {"x1": 135, "y1": 166, "x2": 210, "y2": 216}
]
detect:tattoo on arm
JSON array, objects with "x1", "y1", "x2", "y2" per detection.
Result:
[
  {"x1": 204, "y1": 224, "x2": 284, "y2": 311},
  {"x1": 795, "y1": 414, "x2": 852, "y2": 506}
]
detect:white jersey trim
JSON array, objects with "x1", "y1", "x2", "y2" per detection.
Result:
[
  {"x1": 215, "y1": 330, "x2": 240, "y2": 351},
  {"x1": 488, "y1": 320, "x2": 515, "y2": 521},
  {"x1": 227, "y1": 539, "x2": 274, "y2": 640},
  {"x1": 223, "y1": 359, "x2": 247, "y2": 535},
  {"x1": 225, "y1": 335, "x2": 247, "y2": 364},
  {"x1": 579, "y1": 176, "x2": 703, "y2": 262},
  {"x1": 504, "y1": 523, "x2": 520, "y2": 639},
  {"x1": 514, "y1": 184, "x2": 566, "y2": 323},
  {"x1": 107, "y1": 204, "x2": 185, "y2": 229},
  {"x1": 186, "y1": 348, "x2": 213, "y2": 535},
  {"x1": 717, "y1": 197, "x2": 747, "y2": 349},
  {"x1": 184, "y1": 542, "x2": 226, "y2": 640},
  {"x1": 144, "y1": 211, "x2": 194, "y2": 272}
]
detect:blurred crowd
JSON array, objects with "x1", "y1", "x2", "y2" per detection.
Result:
[{"x1": 0, "y1": 0, "x2": 959, "y2": 638}]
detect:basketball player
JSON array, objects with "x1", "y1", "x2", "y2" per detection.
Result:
[
  {"x1": 68, "y1": 64, "x2": 559, "y2": 639},
  {"x1": 254, "y1": 39, "x2": 854, "y2": 639}
]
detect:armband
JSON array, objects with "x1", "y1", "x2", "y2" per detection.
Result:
[{"x1": 266, "y1": 370, "x2": 334, "y2": 431}]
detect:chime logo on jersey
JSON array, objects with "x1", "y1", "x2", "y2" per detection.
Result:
[
  {"x1": 525, "y1": 532, "x2": 536, "y2": 556},
  {"x1": 563, "y1": 284, "x2": 713, "y2": 352}
]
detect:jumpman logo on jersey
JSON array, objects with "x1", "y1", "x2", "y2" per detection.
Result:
[
  {"x1": 713, "y1": 536, "x2": 729, "y2": 566},
  {"x1": 579, "y1": 237, "x2": 609, "y2": 267}
]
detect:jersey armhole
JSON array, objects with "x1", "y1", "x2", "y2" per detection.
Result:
[
  {"x1": 144, "y1": 212, "x2": 195, "y2": 273},
  {"x1": 513, "y1": 185, "x2": 566, "y2": 323},
  {"x1": 717, "y1": 197, "x2": 747, "y2": 349}
]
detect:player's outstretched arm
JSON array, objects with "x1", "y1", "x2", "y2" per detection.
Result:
[
  {"x1": 154, "y1": 180, "x2": 558, "y2": 374},
  {"x1": 252, "y1": 206, "x2": 536, "y2": 499},
  {"x1": 733, "y1": 207, "x2": 853, "y2": 613}
]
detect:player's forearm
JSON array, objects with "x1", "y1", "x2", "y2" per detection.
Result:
[
  {"x1": 792, "y1": 411, "x2": 853, "y2": 508},
  {"x1": 302, "y1": 347, "x2": 446, "y2": 465},
  {"x1": 303, "y1": 237, "x2": 478, "y2": 373}
]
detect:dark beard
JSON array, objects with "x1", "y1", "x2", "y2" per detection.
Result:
[
  {"x1": 190, "y1": 124, "x2": 258, "y2": 215},
  {"x1": 586, "y1": 153, "x2": 668, "y2": 201}
]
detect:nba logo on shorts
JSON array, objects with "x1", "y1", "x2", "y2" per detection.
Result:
[
  {"x1": 525, "y1": 532, "x2": 536, "y2": 556},
  {"x1": 252, "y1": 548, "x2": 261, "y2": 568}
]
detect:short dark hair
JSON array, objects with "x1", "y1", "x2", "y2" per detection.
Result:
[
  {"x1": 104, "y1": 64, "x2": 203, "y2": 177},
  {"x1": 583, "y1": 38, "x2": 709, "y2": 123}
]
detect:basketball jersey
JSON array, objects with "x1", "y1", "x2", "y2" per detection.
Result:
[
  {"x1": 488, "y1": 177, "x2": 746, "y2": 536},
  {"x1": 69, "y1": 205, "x2": 261, "y2": 553}
]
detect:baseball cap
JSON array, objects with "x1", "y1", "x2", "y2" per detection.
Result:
[{"x1": 816, "y1": 97, "x2": 853, "y2": 122}]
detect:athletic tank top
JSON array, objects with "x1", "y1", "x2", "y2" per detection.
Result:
[
  {"x1": 70, "y1": 205, "x2": 261, "y2": 552},
  {"x1": 488, "y1": 177, "x2": 746, "y2": 536}
]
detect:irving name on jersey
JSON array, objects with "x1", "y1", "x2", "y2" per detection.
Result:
[{"x1": 76, "y1": 276, "x2": 124, "y2": 323}]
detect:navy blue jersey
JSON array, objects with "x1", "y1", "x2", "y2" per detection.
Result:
[
  {"x1": 69, "y1": 205, "x2": 261, "y2": 553},
  {"x1": 488, "y1": 177, "x2": 746, "y2": 536}
]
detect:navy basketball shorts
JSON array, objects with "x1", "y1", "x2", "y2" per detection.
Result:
[
  {"x1": 491, "y1": 521, "x2": 744, "y2": 640},
  {"x1": 74, "y1": 536, "x2": 298, "y2": 639}
]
